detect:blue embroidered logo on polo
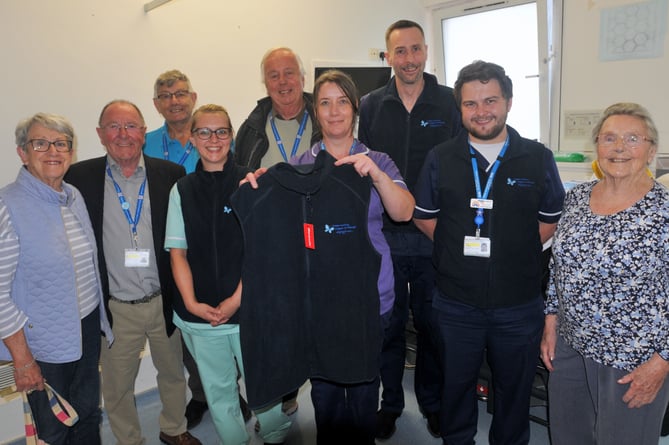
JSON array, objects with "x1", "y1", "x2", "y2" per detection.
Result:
[
  {"x1": 223, "y1": 206, "x2": 232, "y2": 214},
  {"x1": 420, "y1": 119, "x2": 445, "y2": 128},
  {"x1": 323, "y1": 223, "x2": 357, "y2": 235},
  {"x1": 506, "y1": 177, "x2": 535, "y2": 187}
]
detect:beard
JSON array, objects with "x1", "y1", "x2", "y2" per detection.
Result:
[{"x1": 464, "y1": 117, "x2": 507, "y2": 141}]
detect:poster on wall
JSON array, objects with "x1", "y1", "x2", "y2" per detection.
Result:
[{"x1": 599, "y1": 0, "x2": 668, "y2": 61}]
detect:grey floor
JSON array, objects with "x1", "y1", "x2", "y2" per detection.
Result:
[{"x1": 101, "y1": 369, "x2": 553, "y2": 445}]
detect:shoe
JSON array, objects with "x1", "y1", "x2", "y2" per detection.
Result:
[
  {"x1": 256, "y1": 397, "x2": 298, "y2": 432},
  {"x1": 185, "y1": 399, "x2": 208, "y2": 429},
  {"x1": 282, "y1": 397, "x2": 299, "y2": 416},
  {"x1": 240, "y1": 394, "x2": 252, "y2": 423},
  {"x1": 375, "y1": 409, "x2": 400, "y2": 440},
  {"x1": 159, "y1": 431, "x2": 202, "y2": 445},
  {"x1": 425, "y1": 410, "x2": 440, "y2": 438}
]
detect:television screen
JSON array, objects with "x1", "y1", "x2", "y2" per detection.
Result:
[{"x1": 314, "y1": 66, "x2": 392, "y2": 100}]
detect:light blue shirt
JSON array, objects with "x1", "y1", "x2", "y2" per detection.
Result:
[
  {"x1": 145, "y1": 123, "x2": 200, "y2": 173},
  {"x1": 164, "y1": 185, "x2": 187, "y2": 250}
]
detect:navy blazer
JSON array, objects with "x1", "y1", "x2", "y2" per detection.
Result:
[{"x1": 65, "y1": 155, "x2": 186, "y2": 335}]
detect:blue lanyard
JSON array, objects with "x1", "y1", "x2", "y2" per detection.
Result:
[
  {"x1": 106, "y1": 161, "x2": 147, "y2": 247},
  {"x1": 470, "y1": 137, "x2": 509, "y2": 232},
  {"x1": 270, "y1": 110, "x2": 309, "y2": 162},
  {"x1": 161, "y1": 130, "x2": 193, "y2": 166}
]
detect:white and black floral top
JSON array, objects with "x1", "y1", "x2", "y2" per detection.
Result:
[{"x1": 546, "y1": 180, "x2": 669, "y2": 371}]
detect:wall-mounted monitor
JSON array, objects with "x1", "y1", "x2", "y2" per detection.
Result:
[{"x1": 314, "y1": 66, "x2": 392, "y2": 100}]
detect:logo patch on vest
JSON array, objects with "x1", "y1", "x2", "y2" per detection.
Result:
[
  {"x1": 420, "y1": 119, "x2": 445, "y2": 128},
  {"x1": 323, "y1": 223, "x2": 357, "y2": 235},
  {"x1": 506, "y1": 177, "x2": 535, "y2": 187},
  {"x1": 223, "y1": 206, "x2": 232, "y2": 214}
]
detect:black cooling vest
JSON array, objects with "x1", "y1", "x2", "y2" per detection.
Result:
[
  {"x1": 433, "y1": 127, "x2": 548, "y2": 309},
  {"x1": 174, "y1": 159, "x2": 248, "y2": 324},
  {"x1": 231, "y1": 150, "x2": 381, "y2": 409}
]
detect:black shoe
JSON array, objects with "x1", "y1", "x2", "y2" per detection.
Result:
[
  {"x1": 425, "y1": 410, "x2": 440, "y2": 438},
  {"x1": 185, "y1": 399, "x2": 208, "y2": 429},
  {"x1": 239, "y1": 394, "x2": 252, "y2": 423},
  {"x1": 375, "y1": 409, "x2": 400, "y2": 440}
]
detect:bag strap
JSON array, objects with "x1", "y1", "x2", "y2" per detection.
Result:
[{"x1": 19, "y1": 382, "x2": 79, "y2": 445}]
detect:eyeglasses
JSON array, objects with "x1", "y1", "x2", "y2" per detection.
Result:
[
  {"x1": 101, "y1": 123, "x2": 145, "y2": 134},
  {"x1": 192, "y1": 127, "x2": 232, "y2": 140},
  {"x1": 596, "y1": 133, "x2": 654, "y2": 148},
  {"x1": 155, "y1": 90, "x2": 191, "y2": 101},
  {"x1": 24, "y1": 139, "x2": 73, "y2": 152}
]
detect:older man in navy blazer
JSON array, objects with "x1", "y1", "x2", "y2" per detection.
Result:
[{"x1": 65, "y1": 100, "x2": 200, "y2": 445}]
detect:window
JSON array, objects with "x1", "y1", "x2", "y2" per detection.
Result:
[{"x1": 432, "y1": 0, "x2": 562, "y2": 149}]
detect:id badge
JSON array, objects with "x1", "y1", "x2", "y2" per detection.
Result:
[
  {"x1": 125, "y1": 248, "x2": 150, "y2": 267},
  {"x1": 463, "y1": 236, "x2": 491, "y2": 258},
  {"x1": 470, "y1": 198, "x2": 493, "y2": 209}
]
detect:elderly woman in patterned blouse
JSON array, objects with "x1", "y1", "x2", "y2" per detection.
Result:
[{"x1": 541, "y1": 102, "x2": 669, "y2": 445}]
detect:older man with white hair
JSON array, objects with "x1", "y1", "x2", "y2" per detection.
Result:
[{"x1": 235, "y1": 47, "x2": 321, "y2": 169}]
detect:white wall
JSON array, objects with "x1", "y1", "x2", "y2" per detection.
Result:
[
  {"x1": 559, "y1": 0, "x2": 669, "y2": 154},
  {"x1": 0, "y1": 0, "x2": 428, "y2": 184},
  {"x1": 2, "y1": 0, "x2": 668, "y2": 178}
]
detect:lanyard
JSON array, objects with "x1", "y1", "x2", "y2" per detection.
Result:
[
  {"x1": 470, "y1": 137, "x2": 509, "y2": 235},
  {"x1": 161, "y1": 130, "x2": 193, "y2": 166},
  {"x1": 106, "y1": 161, "x2": 146, "y2": 248},
  {"x1": 270, "y1": 110, "x2": 309, "y2": 162}
]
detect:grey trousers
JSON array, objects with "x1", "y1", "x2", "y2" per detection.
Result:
[{"x1": 548, "y1": 335, "x2": 669, "y2": 445}]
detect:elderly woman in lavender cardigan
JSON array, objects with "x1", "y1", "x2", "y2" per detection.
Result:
[{"x1": 0, "y1": 113, "x2": 112, "y2": 445}]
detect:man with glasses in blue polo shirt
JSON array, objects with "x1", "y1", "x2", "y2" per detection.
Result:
[{"x1": 144, "y1": 70, "x2": 200, "y2": 174}]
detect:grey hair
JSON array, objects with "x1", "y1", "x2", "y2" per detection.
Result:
[
  {"x1": 15, "y1": 113, "x2": 75, "y2": 148},
  {"x1": 591, "y1": 102, "x2": 659, "y2": 147},
  {"x1": 153, "y1": 69, "x2": 194, "y2": 98},
  {"x1": 98, "y1": 99, "x2": 145, "y2": 127},
  {"x1": 260, "y1": 47, "x2": 305, "y2": 83}
]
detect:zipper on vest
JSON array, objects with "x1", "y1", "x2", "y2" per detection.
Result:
[
  {"x1": 302, "y1": 193, "x2": 315, "y2": 371},
  {"x1": 212, "y1": 182, "x2": 220, "y2": 277},
  {"x1": 401, "y1": 113, "x2": 411, "y2": 179},
  {"x1": 302, "y1": 192, "x2": 313, "y2": 274}
]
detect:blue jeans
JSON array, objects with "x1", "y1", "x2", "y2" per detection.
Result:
[
  {"x1": 28, "y1": 307, "x2": 102, "y2": 445},
  {"x1": 380, "y1": 232, "x2": 442, "y2": 414},
  {"x1": 435, "y1": 297, "x2": 543, "y2": 445}
]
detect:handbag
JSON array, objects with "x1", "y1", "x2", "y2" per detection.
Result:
[{"x1": 19, "y1": 382, "x2": 79, "y2": 445}]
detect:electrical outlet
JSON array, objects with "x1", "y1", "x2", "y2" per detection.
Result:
[
  {"x1": 564, "y1": 110, "x2": 602, "y2": 139},
  {"x1": 368, "y1": 48, "x2": 384, "y2": 61}
]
